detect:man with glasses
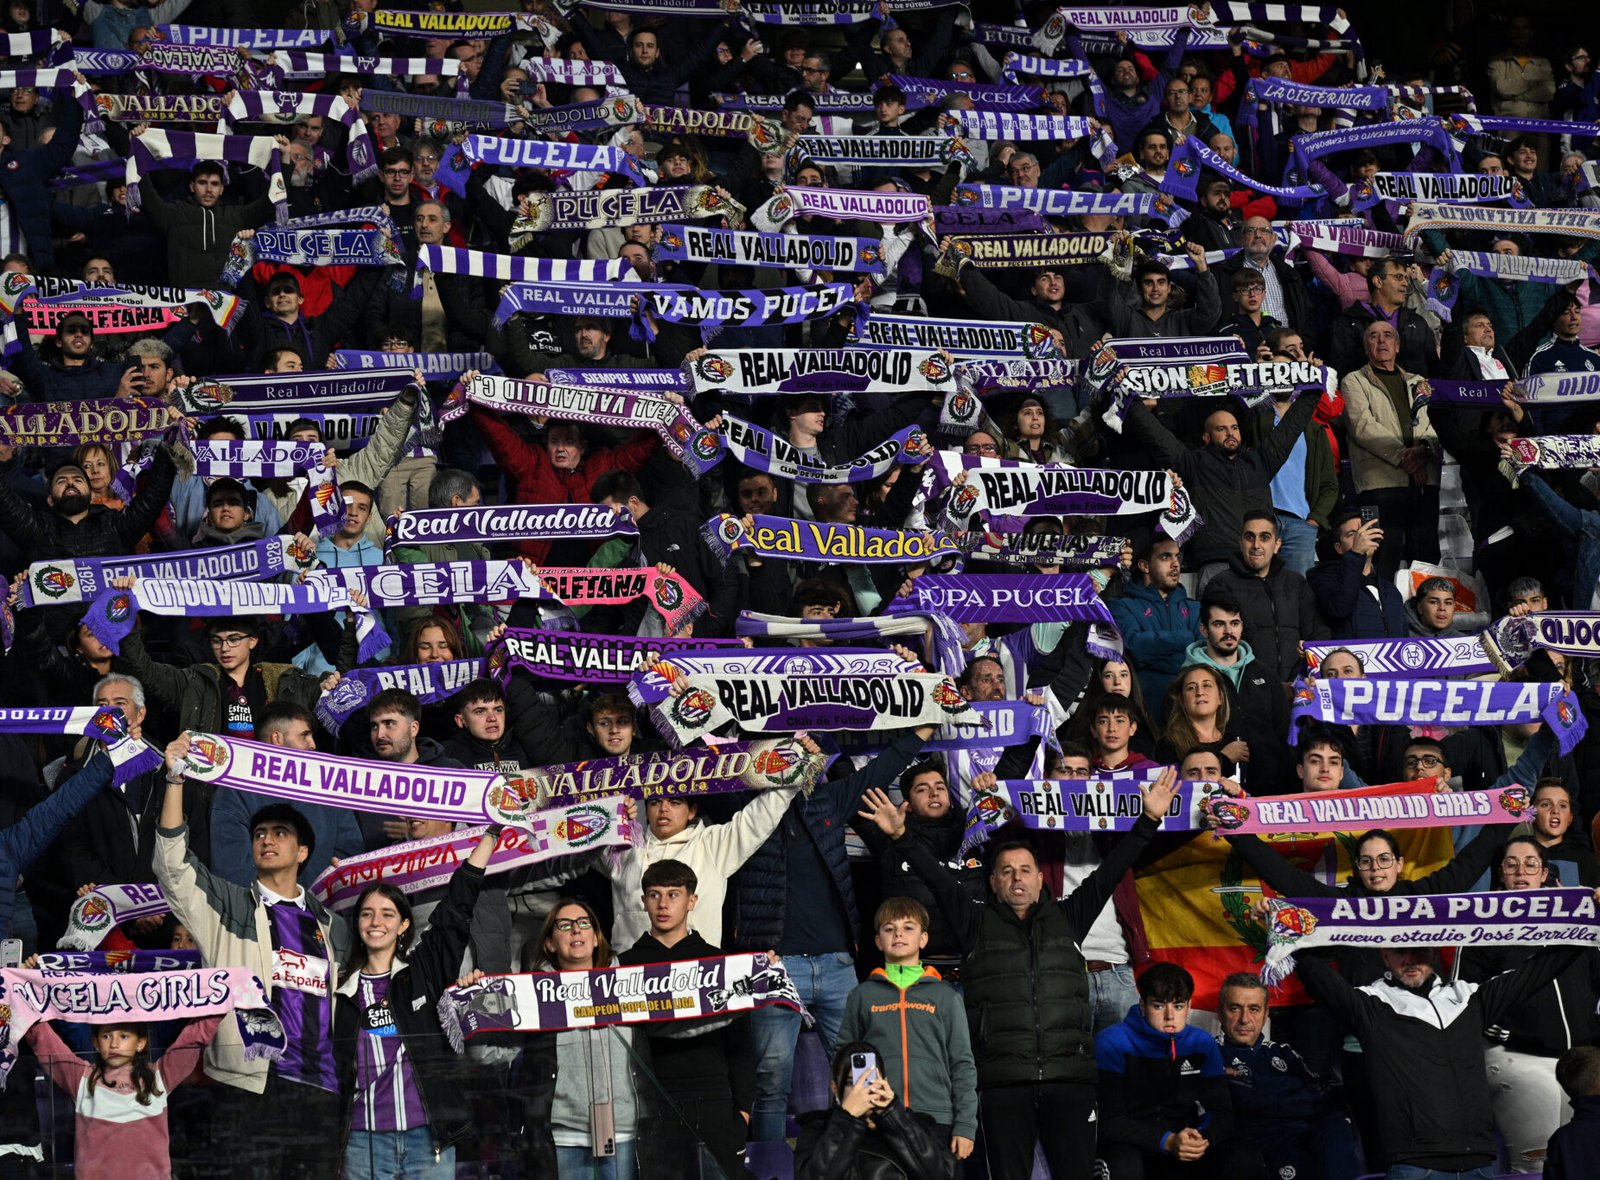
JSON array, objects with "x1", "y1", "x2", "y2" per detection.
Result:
[
  {"x1": 1217, "y1": 215, "x2": 1306, "y2": 331},
  {"x1": 1329, "y1": 258, "x2": 1437, "y2": 378},
  {"x1": 1553, "y1": 46, "x2": 1597, "y2": 154},
  {"x1": 372, "y1": 146, "x2": 420, "y2": 231},
  {"x1": 4, "y1": 308, "x2": 123, "y2": 400},
  {"x1": 109, "y1": 584, "x2": 341, "y2": 749}
]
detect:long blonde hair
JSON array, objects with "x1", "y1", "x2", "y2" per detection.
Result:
[{"x1": 1161, "y1": 666, "x2": 1232, "y2": 757}]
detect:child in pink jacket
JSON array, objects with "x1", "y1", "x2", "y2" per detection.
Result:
[{"x1": 25, "y1": 1015, "x2": 220, "y2": 1180}]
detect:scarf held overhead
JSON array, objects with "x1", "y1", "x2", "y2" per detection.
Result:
[{"x1": 1289, "y1": 677, "x2": 1588, "y2": 753}]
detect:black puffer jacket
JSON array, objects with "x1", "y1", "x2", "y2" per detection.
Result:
[
  {"x1": 1121, "y1": 392, "x2": 1321, "y2": 568},
  {"x1": 334, "y1": 860, "x2": 490, "y2": 1152},
  {"x1": 795, "y1": 1104, "x2": 957, "y2": 1180},
  {"x1": 0, "y1": 444, "x2": 176, "y2": 564},
  {"x1": 1207, "y1": 555, "x2": 1330, "y2": 685},
  {"x1": 900, "y1": 814, "x2": 1160, "y2": 1090}
]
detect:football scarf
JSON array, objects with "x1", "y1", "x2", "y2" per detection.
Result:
[
  {"x1": 684, "y1": 347, "x2": 954, "y2": 396},
  {"x1": 534, "y1": 567, "x2": 706, "y2": 635},
  {"x1": 1260, "y1": 888, "x2": 1600, "y2": 986},
  {"x1": 315, "y1": 658, "x2": 486, "y2": 735},
  {"x1": 306, "y1": 562, "x2": 551, "y2": 610},
  {"x1": 244, "y1": 226, "x2": 403, "y2": 269},
  {"x1": 519, "y1": 56, "x2": 625, "y2": 88},
  {"x1": 174, "y1": 731, "x2": 537, "y2": 828},
  {"x1": 884, "y1": 74, "x2": 1045, "y2": 112},
  {"x1": 223, "y1": 90, "x2": 375, "y2": 183},
  {"x1": 1201, "y1": 780, "x2": 1530, "y2": 836},
  {"x1": 945, "y1": 232, "x2": 1114, "y2": 269},
  {"x1": 714, "y1": 90, "x2": 932, "y2": 114},
  {"x1": 1428, "y1": 253, "x2": 1593, "y2": 321},
  {"x1": 1300, "y1": 634, "x2": 1496, "y2": 678},
  {"x1": 638, "y1": 282, "x2": 859, "y2": 336},
  {"x1": 19, "y1": 535, "x2": 311, "y2": 609},
  {"x1": 546, "y1": 367, "x2": 689, "y2": 391},
  {"x1": 1404, "y1": 201, "x2": 1600, "y2": 244},
  {"x1": 1288, "y1": 677, "x2": 1587, "y2": 753},
  {"x1": 59, "y1": 882, "x2": 171, "y2": 951},
  {"x1": 853, "y1": 314, "x2": 1060, "y2": 359},
  {"x1": 702, "y1": 514, "x2": 962, "y2": 567},
  {"x1": 384, "y1": 503, "x2": 638, "y2": 552},
  {"x1": 1236, "y1": 75, "x2": 1389, "y2": 127},
  {"x1": 1351, "y1": 171, "x2": 1528, "y2": 212},
  {"x1": 437, "y1": 954, "x2": 803, "y2": 1050},
  {"x1": 0, "y1": 397, "x2": 172, "y2": 447},
  {"x1": 752, "y1": 186, "x2": 930, "y2": 230},
  {"x1": 650, "y1": 670, "x2": 978, "y2": 743},
  {"x1": 519, "y1": 95, "x2": 645, "y2": 137},
  {"x1": 358, "y1": 89, "x2": 520, "y2": 131},
  {"x1": 1163, "y1": 134, "x2": 1324, "y2": 202},
  {"x1": 455, "y1": 134, "x2": 647, "y2": 186},
  {"x1": 721, "y1": 415, "x2": 930, "y2": 484},
  {"x1": 154, "y1": 25, "x2": 332, "y2": 48},
  {"x1": 511, "y1": 185, "x2": 743, "y2": 238},
  {"x1": 332, "y1": 350, "x2": 500, "y2": 381},
  {"x1": 1423, "y1": 376, "x2": 1600, "y2": 415},
  {"x1": 953, "y1": 183, "x2": 1188, "y2": 226},
  {"x1": 524, "y1": 738, "x2": 827, "y2": 804},
  {"x1": 642, "y1": 105, "x2": 785, "y2": 151},
  {"x1": 1490, "y1": 611, "x2": 1600, "y2": 667},
  {"x1": 494, "y1": 628, "x2": 740, "y2": 684},
  {"x1": 735, "y1": 609, "x2": 969, "y2": 678},
  {"x1": 792, "y1": 135, "x2": 971, "y2": 169},
  {"x1": 955, "y1": 529, "x2": 1127, "y2": 570},
  {"x1": 886, "y1": 572, "x2": 1118, "y2": 629},
  {"x1": 653, "y1": 224, "x2": 887, "y2": 274},
  {"x1": 91, "y1": 93, "x2": 225, "y2": 123},
  {"x1": 1291, "y1": 121, "x2": 1456, "y2": 177},
  {"x1": 310, "y1": 809, "x2": 631, "y2": 912},
  {"x1": 1280, "y1": 221, "x2": 1403, "y2": 258},
  {"x1": 442, "y1": 373, "x2": 722, "y2": 477},
  {"x1": 0, "y1": 966, "x2": 283, "y2": 1087},
  {"x1": 270, "y1": 52, "x2": 461, "y2": 80},
  {"x1": 628, "y1": 648, "x2": 920, "y2": 707},
  {"x1": 367, "y1": 10, "x2": 540, "y2": 37}
]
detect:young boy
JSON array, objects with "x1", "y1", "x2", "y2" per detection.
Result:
[
  {"x1": 837, "y1": 898, "x2": 978, "y2": 1162},
  {"x1": 617, "y1": 859, "x2": 754, "y2": 1180},
  {"x1": 1547, "y1": 1045, "x2": 1600, "y2": 1179},
  {"x1": 1095, "y1": 962, "x2": 1259, "y2": 1178},
  {"x1": 1087, "y1": 695, "x2": 1155, "y2": 772}
]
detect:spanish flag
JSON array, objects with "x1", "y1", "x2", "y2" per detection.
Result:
[{"x1": 1134, "y1": 827, "x2": 1454, "y2": 1008}]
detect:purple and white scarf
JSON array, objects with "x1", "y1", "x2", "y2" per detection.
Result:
[
  {"x1": 1288, "y1": 677, "x2": 1588, "y2": 753},
  {"x1": 1491, "y1": 611, "x2": 1600, "y2": 667},
  {"x1": 1281, "y1": 221, "x2": 1403, "y2": 258},
  {"x1": 456, "y1": 134, "x2": 646, "y2": 186},
  {"x1": 513, "y1": 185, "x2": 744, "y2": 237},
  {"x1": 753, "y1": 187, "x2": 930, "y2": 230},
  {"x1": 223, "y1": 90, "x2": 375, "y2": 183},
  {"x1": 85, "y1": 578, "x2": 382, "y2": 661},
  {"x1": 59, "y1": 883, "x2": 171, "y2": 951},
  {"x1": 310, "y1": 809, "x2": 631, "y2": 912},
  {"x1": 366, "y1": 10, "x2": 540, "y2": 37},
  {"x1": 703, "y1": 513, "x2": 962, "y2": 567},
  {"x1": 953, "y1": 183, "x2": 1187, "y2": 227},
  {"x1": 385, "y1": 503, "x2": 637, "y2": 553},
  {"x1": 1099, "y1": 359, "x2": 1336, "y2": 429},
  {"x1": 854, "y1": 314, "x2": 1059, "y2": 359},
  {"x1": 643, "y1": 283, "x2": 858, "y2": 337},
  {"x1": 1237, "y1": 76, "x2": 1389, "y2": 127},
  {"x1": 521, "y1": 95, "x2": 644, "y2": 137},
  {"x1": 332, "y1": 350, "x2": 498, "y2": 381},
  {"x1": 994, "y1": 53, "x2": 1109, "y2": 116},
  {"x1": 314, "y1": 658, "x2": 486, "y2": 735},
  {"x1": 155, "y1": 25, "x2": 331, "y2": 48},
  {"x1": 715, "y1": 90, "x2": 931, "y2": 114},
  {"x1": 955, "y1": 529, "x2": 1126, "y2": 570},
  {"x1": 270, "y1": 52, "x2": 461, "y2": 80},
  {"x1": 652, "y1": 670, "x2": 979, "y2": 744},
  {"x1": 946, "y1": 231, "x2": 1114, "y2": 269},
  {"x1": 0, "y1": 966, "x2": 282, "y2": 1087},
  {"x1": 528, "y1": 739, "x2": 826, "y2": 803},
  {"x1": 654, "y1": 224, "x2": 887, "y2": 274},
  {"x1": 735, "y1": 609, "x2": 969, "y2": 678},
  {"x1": 176, "y1": 731, "x2": 542, "y2": 828},
  {"x1": 519, "y1": 56, "x2": 625, "y2": 88},
  {"x1": 1352, "y1": 171, "x2": 1528, "y2": 212},
  {"x1": 935, "y1": 206, "x2": 1047, "y2": 236},
  {"x1": 490, "y1": 279, "x2": 651, "y2": 325},
  {"x1": 495, "y1": 628, "x2": 740, "y2": 684},
  {"x1": 307, "y1": 561, "x2": 549, "y2": 609},
  {"x1": 685, "y1": 347, "x2": 953, "y2": 396},
  {"x1": 358, "y1": 89, "x2": 518, "y2": 132},
  {"x1": 437, "y1": 954, "x2": 802, "y2": 1050},
  {"x1": 885, "y1": 74, "x2": 1045, "y2": 112},
  {"x1": 744, "y1": 0, "x2": 875, "y2": 22},
  {"x1": 1424, "y1": 376, "x2": 1600, "y2": 416},
  {"x1": 547, "y1": 367, "x2": 688, "y2": 391},
  {"x1": 246, "y1": 226, "x2": 403, "y2": 269},
  {"x1": 642, "y1": 105, "x2": 784, "y2": 149},
  {"x1": 441, "y1": 373, "x2": 722, "y2": 477},
  {"x1": 939, "y1": 108, "x2": 1109, "y2": 145},
  {"x1": 1300, "y1": 634, "x2": 1495, "y2": 678},
  {"x1": 792, "y1": 135, "x2": 971, "y2": 169},
  {"x1": 930, "y1": 453, "x2": 1201, "y2": 543},
  {"x1": 886, "y1": 572, "x2": 1119, "y2": 641},
  {"x1": 954, "y1": 358, "x2": 1081, "y2": 396},
  {"x1": 124, "y1": 131, "x2": 283, "y2": 208},
  {"x1": 1290, "y1": 121, "x2": 1456, "y2": 179},
  {"x1": 93, "y1": 93, "x2": 225, "y2": 123},
  {"x1": 628, "y1": 648, "x2": 920, "y2": 708},
  {"x1": 418, "y1": 245, "x2": 634, "y2": 286},
  {"x1": 189, "y1": 439, "x2": 327, "y2": 479},
  {"x1": 1164, "y1": 135, "x2": 1324, "y2": 202},
  {"x1": 722, "y1": 415, "x2": 930, "y2": 484},
  {"x1": 180, "y1": 373, "x2": 418, "y2": 453},
  {"x1": 0, "y1": 707, "x2": 165, "y2": 785},
  {"x1": 1260, "y1": 889, "x2": 1600, "y2": 986},
  {"x1": 20, "y1": 535, "x2": 310, "y2": 609}
]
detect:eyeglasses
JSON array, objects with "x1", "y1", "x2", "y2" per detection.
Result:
[
  {"x1": 949, "y1": 70, "x2": 974, "y2": 80},
  {"x1": 553, "y1": 918, "x2": 594, "y2": 933},
  {"x1": 1403, "y1": 754, "x2": 1443, "y2": 769},
  {"x1": 210, "y1": 633, "x2": 251, "y2": 648},
  {"x1": 1239, "y1": 285, "x2": 1266, "y2": 294},
  {"x1": 963, "y1": 442, "x2": 999, "y2": 455},
  {"x1": 1501, "y1": 857, "x2": 1544, "y2": 872},
  {"x1": 382, "y1": 167, "x2": 413, "y2": 177},
  {"x1": 801, "y1": 66, "x2": 826, "y2": 74},
  {"x1": 1356, "y1": 853, "x2": 1397, "y2": 869}
]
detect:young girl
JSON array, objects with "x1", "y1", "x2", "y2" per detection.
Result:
[{"x1": 24, "y1": 1014, "x2": 220, "y2": 1180}]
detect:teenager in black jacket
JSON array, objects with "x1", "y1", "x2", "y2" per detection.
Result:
[{"x1": 333, "y1": 828, "x2": 499, "y2": 1171}]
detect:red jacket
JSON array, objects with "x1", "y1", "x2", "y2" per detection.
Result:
[{"x1": 470, "y1": 405, "x2": 661, "y2": 561}]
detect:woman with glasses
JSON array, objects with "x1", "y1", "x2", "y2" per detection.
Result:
[
  {"x1": 535, "y1": 898, "x2": 648, "y2": 1180},
  {"x1": 1457, "y1": 836, "x2": 1600, "y2": 1172},
  {"x1": 335, "y1": 827, "x2": 500, "y2": 1180}
]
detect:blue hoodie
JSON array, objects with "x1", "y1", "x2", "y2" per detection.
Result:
[{"x1": 1095, "y1": 1004, "x2": 1234, "y2": 1154}]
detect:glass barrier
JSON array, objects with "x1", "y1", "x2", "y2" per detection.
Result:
[{"x1": 25, "y1": 1028, "x2": 739, "y2": 1180}]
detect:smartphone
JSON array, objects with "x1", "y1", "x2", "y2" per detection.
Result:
[
  {"x1": 0, "y1": 938, "x2": 21, "y2": 968},
  {"x1": 1360, "y1": 506, "x2": 1380, "y2": 524},
  {"x1": 850, "y1": 1052, "x2": 875, "y2": 1088}
]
